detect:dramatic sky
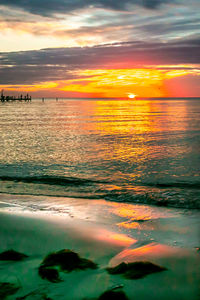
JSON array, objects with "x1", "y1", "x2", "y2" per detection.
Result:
[{"x1": 0, "y1": 0, "x2": 200, "y2": 97}]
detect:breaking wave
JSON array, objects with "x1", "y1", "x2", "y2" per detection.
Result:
[
  {"x1": 0, "y1": 175, "x2": 104, "y2": 186},
  {"x1": 0, "y1": 175, "x2": 199, "y2": 209}
]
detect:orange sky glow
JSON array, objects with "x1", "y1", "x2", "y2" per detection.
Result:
[{"x1": 1, "y1": 67, "x2": 199, "y2": 98}]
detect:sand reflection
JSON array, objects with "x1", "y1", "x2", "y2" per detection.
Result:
[{"x1": 109, "y1": 242, "x2": 191, "y2": 267}]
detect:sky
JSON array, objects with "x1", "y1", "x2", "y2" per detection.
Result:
[{"x1": 0, "y1": 0, "x2": 200, "y2": 98}]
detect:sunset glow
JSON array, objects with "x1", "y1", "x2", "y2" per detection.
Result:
[
  {"x1": 0, "y1": 1, "x2": 199, "y2": 97},
  {"x1": 1, "y1": 67, "x2": 198, "y2": 98}
]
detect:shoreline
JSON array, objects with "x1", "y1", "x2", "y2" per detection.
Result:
[{"x1": 0, "y1": 194, "x2": 200, "y2": 299}]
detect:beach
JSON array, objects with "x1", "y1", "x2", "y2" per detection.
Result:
[{"x1": 0, "y1": 194, "x2": 200, "y2": 299}]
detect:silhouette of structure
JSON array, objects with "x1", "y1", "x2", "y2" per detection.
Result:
[{"x1": 1, "y1": 90, "x2": 31, "y2": 102}]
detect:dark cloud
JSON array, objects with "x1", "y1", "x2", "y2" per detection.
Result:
[
  {"x1": 136, "y1": 19, "x2": 200, "y2": 37},
  {"x1": 0, "y1": 0, "x2": 182, "y2": 16},
  {"x1": 0, "y1": 65, "x2": 72, "y2": 84},
  {"x1": 138, "y1": 0, "x2": 167, "y2": 9},
  {"x1": 0, "y1": 37, "x2": 199, "y2": 85}
]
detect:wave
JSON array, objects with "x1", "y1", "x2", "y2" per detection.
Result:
[
  {"x1": 1, "y1": 175, "x2": 199, "y2": 190},
  {"x1": 103, "y1": 190, "x2": 200, "y2": 209},
  {"x1": 0, "y1": 176, "x2": 199, "y2": 209},
  {"x1": 145, "y1": 182, "x2": 200, "y2": 190},
  {"x1": 0, "y1": 175, "x2": 105, "y2": 186},
  {"x1": 0, "y1": 189, "x2": 199, "y2": 210}
]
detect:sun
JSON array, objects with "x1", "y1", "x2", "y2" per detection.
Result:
[{"x1": 128, "y1": 93, "x2": 136, "y2": 99}]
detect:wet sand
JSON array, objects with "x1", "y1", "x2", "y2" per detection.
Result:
[{"x1": 0, "y1": 195, "x2": 200, "y2": 299}]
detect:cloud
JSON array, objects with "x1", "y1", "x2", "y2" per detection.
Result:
[
  {"x1": 136, "y1": 18, "x2": 200, "y2": 37},
  {"x1": 1, "y1": 1, "x2": 199, "y2": 46},
  {"x1": 0, "y1": 0, "x2": 186, "y2": 17},
  {"x1": 0, "y1": 0, "x2": 199, "y2": 54},
  {"x1": 0, "y1": 37, "x2": 199, "y2": 85}
]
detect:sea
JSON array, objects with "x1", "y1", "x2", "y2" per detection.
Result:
[{"x1": 0, "y1": 98, "x2": 200, "y2": 212}]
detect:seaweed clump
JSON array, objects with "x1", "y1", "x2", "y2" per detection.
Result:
[
  {"x1": 0, "y1": 282, "x2": 20, "y2": 299},
  {"x1": 38, "y1": 249, "x2": 98, "y2": 282},
  {"x1": 38, "y1": 265, "x2": 61, "y2": 283},
  {"x1": 0, "y1": 249, "x2": 28, "y2": 261},
  {"x1": 106, "y1": 261, "x2": 167, "y2": 279},
  {"x1": 98, "y1": 290, "x2": 129, "y2": 300}
]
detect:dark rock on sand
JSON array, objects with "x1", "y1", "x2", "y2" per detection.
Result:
[
  {"x1": 98, "y1": 290, "x2": 129, "y2": 300},
  {"x1": 40, "y1": 249, "x2": 98, "y2": 272},
  {"x1": 38, "y1": 265, "x2": 61, "y2": 283},
  {"x1": 106, "y1": 261, "x2": 167, "y2": 279},
  {"x1": 0, "y1": 249, "x2": 28, "y2": 261},
  {"x1": 0, "y1": 282, "x2": 20, "y2": 299}
]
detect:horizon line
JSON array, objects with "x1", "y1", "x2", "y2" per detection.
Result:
[{"x1": 31, "y1": 96, "x2": 200, "y2": 100}]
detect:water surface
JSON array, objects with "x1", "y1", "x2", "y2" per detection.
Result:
[{"x1": 0, "y1": 98, "x2": 199, "y2": 210}]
